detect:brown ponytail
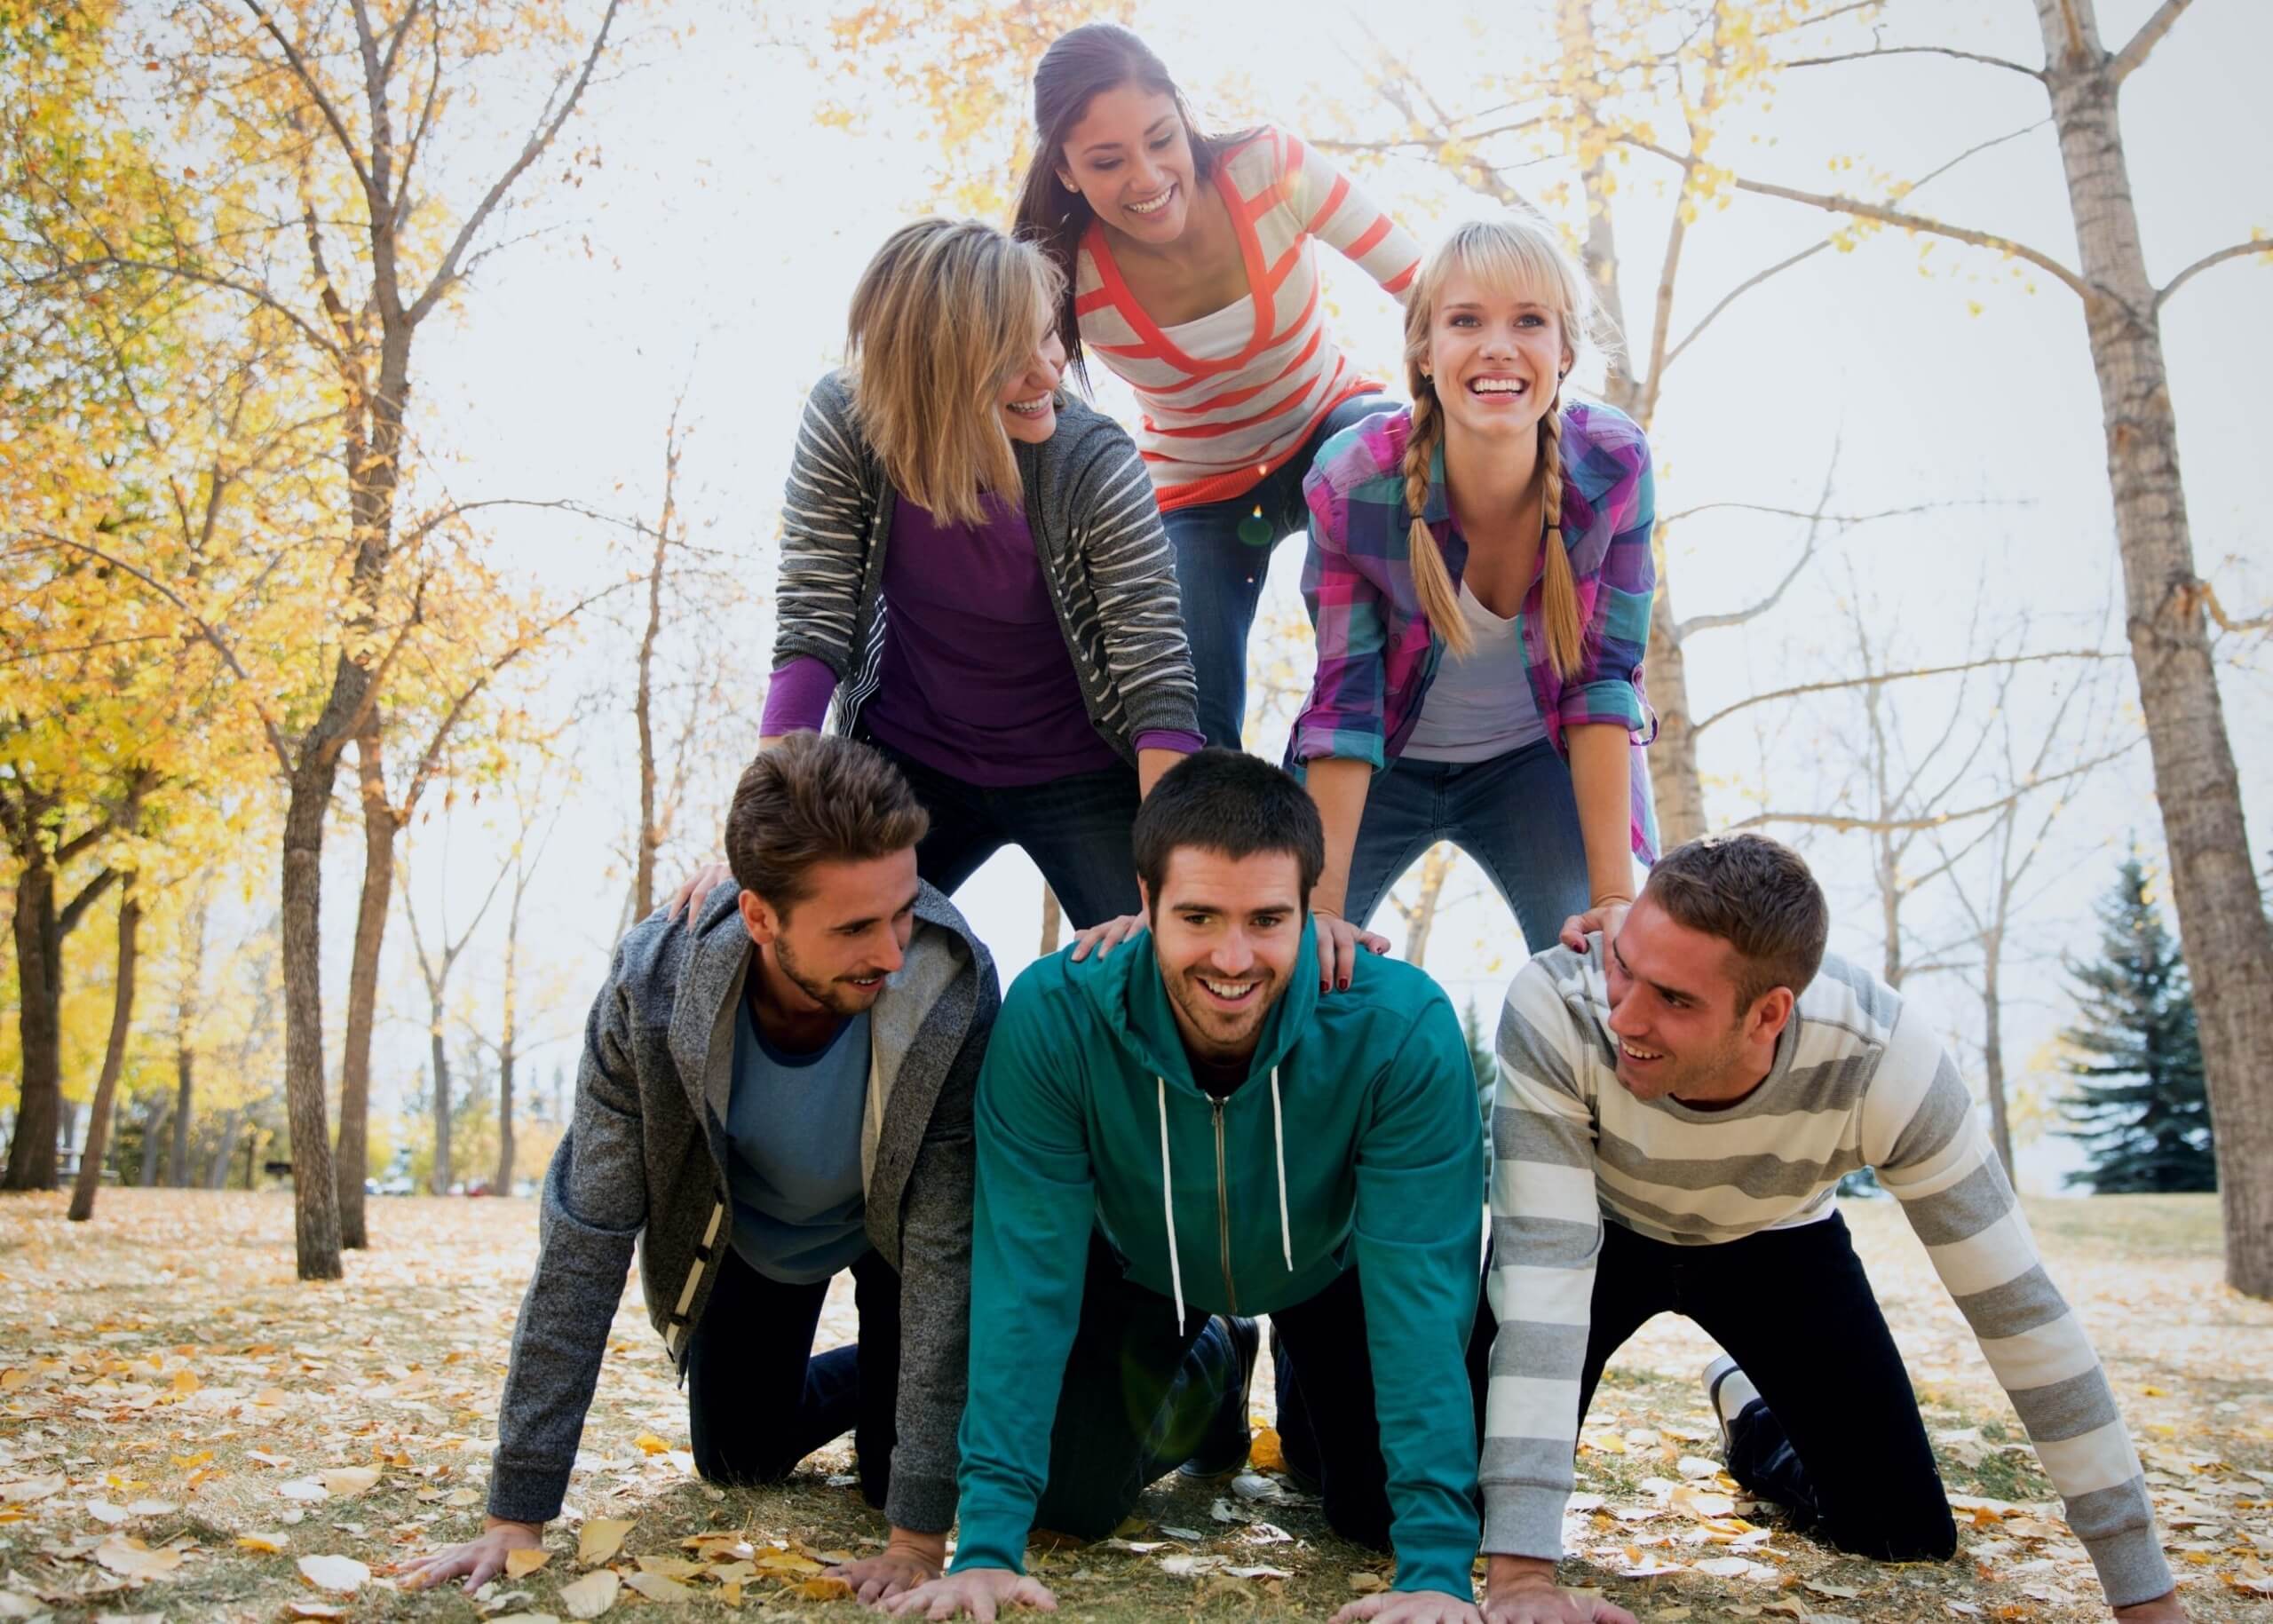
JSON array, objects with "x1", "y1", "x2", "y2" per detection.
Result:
[
  {"x1": 1538, "y1": 394, "x2": 1583, "y2": 678},
  {"x1": 1403, "y1": 386, "x2": 1470, "y2": 657}
]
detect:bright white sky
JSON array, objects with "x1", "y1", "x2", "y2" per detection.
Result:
[{"x1": 323, "y1": 0, "x2": 2269, "y2": 1192}]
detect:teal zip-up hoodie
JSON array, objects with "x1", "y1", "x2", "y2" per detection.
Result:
[{"x1": 951, "y1": 922, "x2": 1484, "y2": 1596}]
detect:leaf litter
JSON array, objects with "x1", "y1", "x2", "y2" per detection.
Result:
[{"x1": 0, "y1": 1189, "x2": 2266, "y2": 1619}]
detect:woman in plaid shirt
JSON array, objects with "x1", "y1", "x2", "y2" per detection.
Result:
[{"x1": 1291, "y1": 217, "x2": 1659, "y2": 989}]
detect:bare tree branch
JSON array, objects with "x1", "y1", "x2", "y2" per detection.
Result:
[
  {"x1": 1621, "y1": 138, "x2": 2097, "y2": 303},
  {"x1": 2156, "y1": 238, "x2": 2270, "y2": 310},
  {"x1": 407, "y1": 0, "x2": 623, "y2": 327},
  {"x1": 2111, "y1": 0, "x2": 2196, "y2": 86},
  {"x1": 1694, "y1": 648, "x2": 2124, "y2": 736},
  {"x1": 239, "y1": 0, "x2": 380, "y2": 207},
  {"x1": 1674, "y1": 445, "x2": 1841, "y2": 642},
  {"x1": 1780, "y1": 44, "x2": 2041, "y2": 78},
  {"x1": 1660, "y1": 241, "x2": 1830, "y2": 371}
]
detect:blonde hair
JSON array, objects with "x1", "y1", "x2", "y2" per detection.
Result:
[
  {"x1": 1401, "y1": 216, "x2": 1602, "y2": 672},
  {"x1": 844, "y1": 218, "x2": 1064, "y2": 527}
]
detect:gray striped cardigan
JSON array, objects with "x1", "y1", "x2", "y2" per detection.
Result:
[{"x1": 772, "y1": 371, "x2": 1200, "y2": 761}]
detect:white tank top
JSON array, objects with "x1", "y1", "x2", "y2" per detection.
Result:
[{"x1": 1400, "y1": 581, "x2": 1549, "y2": 763}]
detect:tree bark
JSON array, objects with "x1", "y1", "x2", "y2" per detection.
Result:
[
  {"x1": 68, "y1": 890, "x2": 141, "y2": 1222},
  {"x1": 429, "y1": 1019, "x2": 453, "y2": 1196},
  {"x1": 4, "y1": 860, "x2": 63, "y2": 1192},
  {"x1": 1039, "y1": 887, "x2": 1063, "y2": 956},
  {"x1": 1556, "y1": 0, "x2": 1707, "y2": 850},
  {"x1": 338, "y1": 714, "x2": 398, "y2": 1247},
  {"x1": 1982, "y1": 931, "x2": 2015, "y2": 1176},
  {"x1": 1396, "y1": 844, "x2": 1457, "y2": 970},
  {"x1": 170, "y1": 891, "x2": 206, "y2": 1186},
  {"x1": 138, "y1": 1097, "x2": 170, "y2": 1187},
  {"x1": 2033, "y1": 0, "x2": 2273, "y2": 1294},
  {"x1": 207, "y1": 1107, "x2": 245, "y2": 1191},
  {"x1": 281, "y1": 748, "x2": 345, "y2": 1278},
  {"x1": 494, "y1": 866, "x2": 523, "y2": 1194}
]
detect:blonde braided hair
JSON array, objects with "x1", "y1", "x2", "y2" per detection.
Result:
[{"x1": 1399, "y1": 217, "x2": 1604, "y2": 674}]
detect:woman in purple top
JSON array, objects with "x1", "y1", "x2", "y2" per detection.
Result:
[{"x1": 676, "y1": 219, "x2": 1201, "y2": 928}]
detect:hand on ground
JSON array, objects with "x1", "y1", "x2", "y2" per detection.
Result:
[
  {"x1": 878, "y1": 1567, "x2": 1057, "y2": 1620},
  {"x1": 833, "y1": 1542, "x2": 942, "y2": 1605},
  {"x1": 398, "y1": 1517, "x2": 542, "y2": 1592},
  {"x1": 1313, "y1": 907, "x2": 1390, "y2": 991},
  {"x1": 1331, "y1": 1587, "x2": 1486, "y2": 1624},
  {"x1": 665, "y1": 860, "x2": 733, "y2": 922},
  {"x1": 2112, "y1": 1592, "x2": 2189, "y2": 1622}
]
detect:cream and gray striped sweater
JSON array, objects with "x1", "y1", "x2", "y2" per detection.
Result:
[
  {"x1": 1486, "y1": 943, "x2": 2172, "y2": 1608},
  {"x1": 772, "y1": 370, "x2": 1199, "y2": 762}
]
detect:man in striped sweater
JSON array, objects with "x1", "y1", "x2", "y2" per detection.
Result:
[{"x1": 1482, "y1": 834, "x2": 2183, "y2": 1623}]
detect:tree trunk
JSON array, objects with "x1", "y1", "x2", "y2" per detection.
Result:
[
  {"x1": 635, "y1": 511, "x2": 667, "y2": 923},
  {"x1": 338, "y1": 715, "x2": 397, "y2": 1248},
  {"x1": 494, "y1": 875, "x2": 522, "y2": 1194},
  {"x1": 207, "y1": 1108, "x2": 245, "y2": 1191},
  {"x1": 4, "y1": 860, "x2": 62, "y2": 1191},
  {"x1": 138, "y1": 1097, "x2": 170, "y2": 1186},
  {"x1": 170, "y1": 892, "x2": 206, "y2": 1186},
  {"x1": 1982, "y1": 931, "x2": 2015, "y2": 1176},
  {"x1": 281, "y1": 751, "x2": 344, "y2": 1278},
  {"x1": 1039, "y1": 887, "x2": 1063, "y2": 956},
  {"x1": 2034, "y1": 0, "x2": 2273, "y2": 1295},
  {"x1": 429, "y1": 1018, "x2": 454, "y2": 1195},
  {"x1": 69, "y1": 891, "x2": 141, "y2": 1222},
  {"x1": 1399, "y1": 844, "x2": 1456, "y2": 970},
  {"x1": 1556, "y1": 0, "x2": 1706, "y2": 850}
]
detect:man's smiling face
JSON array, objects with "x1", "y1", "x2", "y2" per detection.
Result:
[{"x1": 1143, "y1": 846, "x2": 1303, "y2": 1066}]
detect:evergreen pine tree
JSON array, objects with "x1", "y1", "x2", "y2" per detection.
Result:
[{"x1": 2059, "y1": 851, "x2": 2214, "y2": 1193}]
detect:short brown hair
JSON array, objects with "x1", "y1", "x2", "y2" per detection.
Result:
[
  {"x1": 1132, "y1": 749, "x2": 1325, "y2": 914},
  {"x1": 1642, "y1": 833, "x2": 1829, "y2": 1013},
  {"x1": 846, "y1": 218, "x2": 1062, "y2": 527},
  {"x1": 724, "y1": 734, "x2": 929, "y2": 915}
]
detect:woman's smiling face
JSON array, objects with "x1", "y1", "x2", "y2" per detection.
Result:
[
  {"x1": 1424, "y1": 269, "x2": 1573, "y2": 446},
  {"x1": 1054, "y1": 83, "x2": 1199, "y2": 245}
]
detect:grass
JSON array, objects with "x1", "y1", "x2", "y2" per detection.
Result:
[{"x1": 0, "y1": 1189, "x2": 2269, "y2": 1620}]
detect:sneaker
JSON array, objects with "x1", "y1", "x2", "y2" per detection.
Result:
[
  {"x1": 1179, "y1": 1314, "x2": 1262, "y2": 1479},
  {"x1": 1702, "y1": 1353, "x2": 1761, "y2": 1454}
]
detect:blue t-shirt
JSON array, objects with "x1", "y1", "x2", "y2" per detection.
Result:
[{"x1": 725, "y1": 997, "x2": 872, "y2": 1284}]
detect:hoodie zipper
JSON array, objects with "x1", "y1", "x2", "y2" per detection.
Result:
[{"x1": 1212, "y1": 1098, "x2": 1238, "y2": 1315}]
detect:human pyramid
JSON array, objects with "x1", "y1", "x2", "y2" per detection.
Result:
[{"x1": 403, "y1": 24, "x2": 2182, "y2": 1624}]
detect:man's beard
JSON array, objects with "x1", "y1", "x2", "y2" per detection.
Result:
[
  {"x1": 773, "y1": 931, "x2": 883, "y2": 1017},
  {"x1": 1162, "y1": 964, "x2": 1279, "y2": 1062}
]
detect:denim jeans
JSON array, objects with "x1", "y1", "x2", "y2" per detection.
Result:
[
  {"x1": 1163, "y1": 392, "x2": 1392, "y2": 748},
  {"x1": 685, "y1": 1245, "x2": 901, "y2": 1509},
  {"x1": 1580, "y1": 1215, "x2": 1957, "y2": 1563},
  {"x1": 1341, "y1": 739, "x2": 1593, "y2": 953},
  {"x1": 875, "y1": 746, "x2": 1142, "y2": 930}
]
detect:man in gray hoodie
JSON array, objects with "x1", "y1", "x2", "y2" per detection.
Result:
[{"x1": 404, "y1": 735, "x2": 997, "y2": 1603}]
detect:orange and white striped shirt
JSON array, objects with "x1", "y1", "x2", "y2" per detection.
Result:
[{"x1": 1074, "y1": 128, "x2": 1422, "y2": 511}]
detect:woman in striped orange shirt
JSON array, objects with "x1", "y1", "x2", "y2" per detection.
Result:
[{"x1": 1014, "y1": 23, "x2": 1423, "y2": 748}]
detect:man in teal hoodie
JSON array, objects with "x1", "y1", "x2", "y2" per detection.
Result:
[{"x1": 884, "y1": 750, "x2": 1486, "y2": 1624}]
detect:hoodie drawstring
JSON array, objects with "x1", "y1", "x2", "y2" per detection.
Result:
[
  {"x1": 1270, "y1": 1067, "x2": 1294, "y2": 1272},
  {"x1": 1157, "y1": 1077, "x2": 1186, "y2": 1335}
]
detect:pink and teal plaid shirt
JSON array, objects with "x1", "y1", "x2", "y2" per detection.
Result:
[{"x1": 1291, "y1": 400, "x2": 1659, "y2": 861}]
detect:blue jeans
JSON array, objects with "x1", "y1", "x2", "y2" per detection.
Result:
[
  {"x1": 875, "y1": 746, "x2": 1142, "y2": 931},
  {"x1": 1164, "y1": 392, "x2": 1391, "y2": 748},
  {"x1": 1342, "y1": 740, "x2": 1593, "y2": 954}
]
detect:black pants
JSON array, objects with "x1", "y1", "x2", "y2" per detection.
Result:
[
  {"x1": 1026, "y1": 1235, "x2": 1241, "y2": 1540},
  {"x1": 875, "y1": 746, "x2": 1143, "y2": 931},
  {"x1": 1273, "y1": 1257, "x2": 1501, "y2": 1549},
  {"x1": 1579, "y1": 1214, "x2": 1957, "y2": 1562},
  {"x1": 684, "y1": 1246, "x2": 901, "y2": 1510}
]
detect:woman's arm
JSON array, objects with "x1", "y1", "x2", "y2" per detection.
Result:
[
  {"x1": 773, "y1": 373, "x2": 877, "y2": 677},
  {"x1": 1279, "y1": 130, "x2": 1424, "y2": 304},
  {"x1": 1565, "y1": 724, "x2": 1637, "y2": 915}
]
